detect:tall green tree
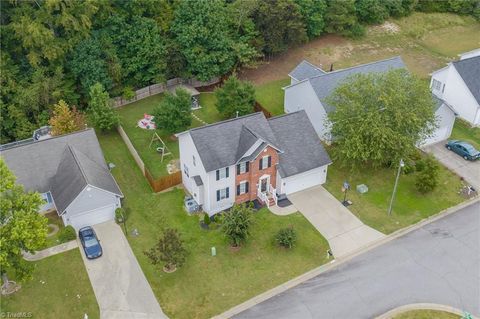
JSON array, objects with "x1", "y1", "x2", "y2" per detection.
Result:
[
  {"x1": 88, "y1": 83, "x2": 120, "y2": 131},
  {"x1": 215, "y1": 75, "x2": 256, "y2": 118},
  {"x1": 355, "y1": 0, "x2": 389, "y2": 24},
  {"x1": 326, "y1": 69, "x2": 436, "y2": 169},
  {"x1": 294, "y1": 0, "x2": 328, "y2": 39},
  {"x1": 172, "y1": 0, "x2": 237, "y2": 81},
  {"x1": 253, "y1": 0, "x2": 308, "y2": 55},
  {"x1": 144, "y1": 228, "x2": 187, "y2": 272},
  {"x1": 0, "y1": 159, "x2": 48, "y2": 288},
  {"x1": 324, "y1": 0, "x2": 360, "y2": 36},
  {"x1": 152, "y1": 89, "x2": 192, "y2": 134}
]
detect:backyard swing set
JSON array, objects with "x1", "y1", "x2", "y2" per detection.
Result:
[{"x1": 149, "y1": 132, "x2": 172, "y2": 162}]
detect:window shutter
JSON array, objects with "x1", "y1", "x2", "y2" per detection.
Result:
[
  {"x1": 236, "y1": 164, "x2": 240, "y2": 175},
  {"x1": 216, "y1": 170, "x2": 220, "y2": 181},
  {"x1": 226, "y1": 167, "x2": 229, "y2": 178},
  {"x1": 259, "y1": 159, "x2": 262, "y2": 170},
  {"x1": 245, "y1": 182, "x2": 249, "y2": 193},
  {"x1": 237, "y1": 185, "x2": 240, "y2": 196},
  {"x1": 268, "y1": 156, "x2": 272, "y2": 168},
  {"x1": 216, "y1": 190, "x2": 220, "y2": 201},
  {"x1": 226, "y1": 187, "x2": 229, "y2": 198},
  {"x1": 246, "y1": 162, "x2": 249, "y2": 173}
]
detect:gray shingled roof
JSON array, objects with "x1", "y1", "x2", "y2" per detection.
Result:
[
  {"x1": 289, "y1": 60, "x2": 326, "y2": 81},
  {"x1": 269, "y1": 111, "x2": 332, "y2": 177},
  {"x1": 290, "y1": 56, "x2": 406, "y2": 113},
  {"x1": 452, "y1": 56, "x2": 480, "y2": 104},
  {"x1": 189, "y1": 113, "x2": 281, "y2": 172},
  {"x1": 187, "y1": 111, "x2": 331, "y2": 176},
  {"x1": 1, "y1": 129, "x2": 122, "y2": 212}
]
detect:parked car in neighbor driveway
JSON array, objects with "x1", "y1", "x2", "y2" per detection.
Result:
[
  {"x1": 79, "y1": 226, "x2": 103, "y2": 259},
  {"x1": 445, "y1": 140, "x2": 480, "y2": 161}
]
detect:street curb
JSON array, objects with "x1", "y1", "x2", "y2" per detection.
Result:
[
  {"x1": 376, "y1": 303, "x2": 479, "y2": 319},
  {"x1": 212, "y1": 197, "x2": 479, "y2": 319}
]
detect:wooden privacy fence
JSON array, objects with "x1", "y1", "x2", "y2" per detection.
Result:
[
  {"x1": 254, "y1": 101, "x2": 273, "y2": 118},
  {"x1": 117, "y1": 125, "x2": 182, "y2": 192},
  {"x1": 112, "y1": 77, "x2": 220, "y2": 108}
]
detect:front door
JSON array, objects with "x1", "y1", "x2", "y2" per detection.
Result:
[{"x1": 260, "y1": 176, "x2": 269, "y2": 193}]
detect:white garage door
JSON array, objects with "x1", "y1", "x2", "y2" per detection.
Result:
[
  {"x1": 283, "y1": 167, "x2": 326, "y2": 195},
  {"x1": 67, "y1": 205, "x2": 116, "y2": 230},
  {"x1": 423, "y1": 126, "x2": 449, "y2": 146}
]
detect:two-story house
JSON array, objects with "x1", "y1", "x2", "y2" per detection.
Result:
[
  {"x1": 177, "y1": 111, "x2": 332, "y2": 215},
  {"x1": 430, "y1": 49, "x2": 480, "y2": 126}
]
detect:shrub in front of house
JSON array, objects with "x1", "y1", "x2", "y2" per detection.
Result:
[
  {"x1": 222, "y1": 203, "x2": 254, "y2": 247},
  {"x1": 58, "y1": 225, "x2": 77, "y2": 243},
  {"x1": 415, "y1": 156, "x2": 439, "y2": 193},
  {"x1": 276, "y1": 227, "x2": 297, "y2": 249}
]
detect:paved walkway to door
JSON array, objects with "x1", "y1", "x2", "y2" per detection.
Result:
[
  {"x1": 288, "y1": 186, "x2": 385, "y2": 258},
  {"x1": 80, "y1": 221, "x2": 168, "y2": 319}
]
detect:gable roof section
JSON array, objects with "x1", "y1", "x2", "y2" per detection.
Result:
[
  {"x1": 50, "y1": 146, "x2": 88, "y2": 213},
  {"x1": 189, "y1": 113, "x2": 281, "y2": 172},
  {"x1": 308, "y1": 56, "x2": 406, "y2": 113},
  {"x1": 452, "y1": 56, "x2": 480, "y2": 104},
  {"x1": 269, "y1": 111, "x2": 332, "y2": 177},
  {"x1": 289, "y1": 60, "x2": 326, "y2": 81}
]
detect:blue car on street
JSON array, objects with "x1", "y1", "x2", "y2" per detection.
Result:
[
  {"x1": 79, "y1": 226, "x2": 103, "y2": 259},
  {"x1": 445, "y1": 140, "x2": 480, "y2": 161}
]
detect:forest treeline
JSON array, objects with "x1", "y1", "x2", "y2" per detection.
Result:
[{"x1": 1, "y1": 0, "x2": 479, "y2": 143}]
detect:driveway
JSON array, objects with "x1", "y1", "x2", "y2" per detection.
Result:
[
  {"x1": 288, "y1": 186, "x2": 385, "y2": 258},
  {"x1": 423, "y1": 141, "x2": 480, "y2": 189},
  {"x1": 80, "y1": 221, "x2": 168, "y2": 319},
  {"x1": 235, "y1": 201, "x2": 480, "y2": 319}
]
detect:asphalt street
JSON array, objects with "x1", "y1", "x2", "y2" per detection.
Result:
[{"x1": 235, "y1": 202, "x2": 480, "y2": 319}]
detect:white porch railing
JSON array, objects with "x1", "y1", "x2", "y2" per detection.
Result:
[
  {"x1": 257, "y1": 184, "x2": 277, "y2": 208},
  {"x1": 268, "y1": 184, "x2": 278, "y2": 206}
]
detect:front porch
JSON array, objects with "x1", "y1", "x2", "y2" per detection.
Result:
[{"x1": 256, "y1": 178, "x2": 278, "y2": 208}]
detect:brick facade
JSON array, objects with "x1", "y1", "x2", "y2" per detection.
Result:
[{"x1": 235, "y1": 146, "x2": 279, "y2": 204}]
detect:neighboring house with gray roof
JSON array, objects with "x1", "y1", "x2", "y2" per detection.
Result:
[
  {"x1": 1, "y1": 129, "x2": 123, "y2": 229},
  {"x1": 176, "y1": 111, "x2": 331, "y2": 215},
  {"x1": 284, "y1": 56, "x2": 456, "y2": 146},
  {"x1": 288, "y1": 60, "x2": 326, "y2": 84},
  {"x1": 431, "y1": 51, "x2": 480, "y2": 126}
]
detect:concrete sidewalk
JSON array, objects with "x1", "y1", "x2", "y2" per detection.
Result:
[
  {"x1": 23, "y1": 240, "x2": 78, "y2": 261},
  {"x1": 288, "y1": 186, "x2": 385, "y2": 258}
]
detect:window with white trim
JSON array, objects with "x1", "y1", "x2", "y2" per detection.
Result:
[
  {"x1": 41, "y1": 192, "x2": 53, "y2": 204},
  {"x1": 237, "y1": 181, "x2": 249, "y2": 195},
  {"x1": 259, "y1": 156, "x2": 271, "y2": 170},
  {"x1": 216, "y1": 167, "x2": 229, "y2": 180},
  {"x1": 184, "y1": 164, "x2": 189, "y2": 177},
  {"x1": 432, "y1": 79, "x2": 442, "y2": 91},
  {"x1": 237, "y1": 162, "x2": 249, "y2": 175},
  {"x1": 216, "y1": 187, "x2": 229, "y2": 201}
]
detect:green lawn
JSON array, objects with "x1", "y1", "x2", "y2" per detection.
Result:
[
  {"x1": 43, "y1": 212, "x2": 65, "y2": 248},
  {"x1": 450, "y1": 119, "x2": 480, "y2": 150},
  {"x1": 116, "y1": 93, "x2": 221, "y2": 179},
  {"x1": 255, "y1": 78, "x2": 290, "y2": 116},
  {"x1": 0, "y1": 250, "x2": 99, "y2": 319},
  {"x1": 394, "y1": 310, "x2": 460, "y2": 319},
  {"x1": 324, "y1": 154, "x2": 464, "y2": 234},
  {"x1": 98, "y1": 131, "x2": 330, "y2": 319}
]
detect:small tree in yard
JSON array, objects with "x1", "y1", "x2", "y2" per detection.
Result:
[
  {"x1": 215, "y1": 75, "x2": 255, "y2": 118},
  {"x1": 415, "y1": 156, "x2": 439, "y2": 194},
  {"x1": 88, "y1": 82, "x2": 120, "y2": 131},
  {"x1": 152, "y1": 88, "x2": 192, "y2": 134},
  {"x1": 49, "y1": 100, "x2": 86, "y2": 136},
  {"x1": 222, "y1": 203, "x2": 254, "y2": 247},
  {"x1": 0, "y1": 159, "x2": 48, "y2": 294},
  {"x1": 144, "y1": 228, "x2": 187, "y2": 272},
  {"x1": 326, "y1": 69, "x2": 436, "y2": 170},
  {"x1": 276, "y1": 227, "x2": 297, "y2": 249}
]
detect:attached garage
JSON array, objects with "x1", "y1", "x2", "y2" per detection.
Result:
[
  {"x1": 65, "y1": 204, "x2": 116, "y2": 230},
  {"x1": 421, "y1": 97, "x2": 456, "y2": 147},
  {"x1": 278, "y1": 165, "x2": 328, "y2": 195}
]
